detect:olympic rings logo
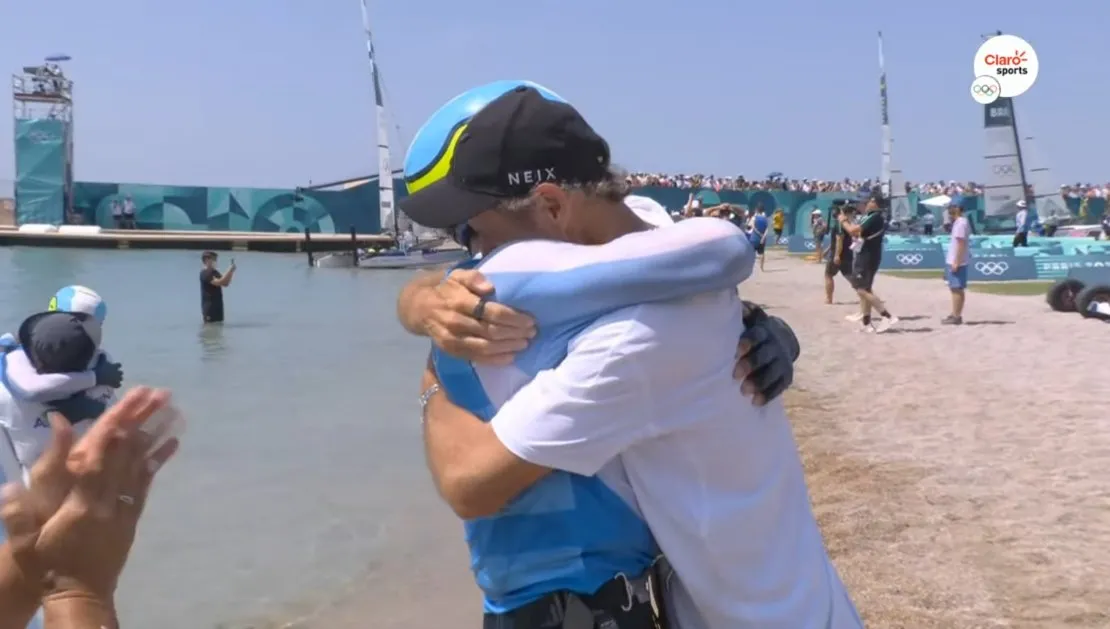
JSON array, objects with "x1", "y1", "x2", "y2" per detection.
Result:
[
  {"x1": 992, "y1": 164, "x2": 1016, "y2": 175},
  {"x1": 972, "y1": 84, "x2": 997, "y2": 96},
  {"x1": 805, "y1": 241, "x2": 816, "y2": 249},
  {"x1": 974, "y1": 261, "x2": 1010, "y2": 275},
  {"x1": 895, "y1": 253, "x2": 923, "y2": 265}
]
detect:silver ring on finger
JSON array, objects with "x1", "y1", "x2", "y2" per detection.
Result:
[
  {"x1": 472, "y1": 297, "x2": 488, "y2": 322},
  {"x1": 118, "y1": 494, "x2": 135, "y2": 506}
]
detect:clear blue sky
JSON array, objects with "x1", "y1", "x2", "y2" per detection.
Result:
[{"x1": 1, "y1": 0, "x2": 1104, "y2": 192}]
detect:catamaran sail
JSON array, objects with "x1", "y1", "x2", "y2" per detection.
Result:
[
  {"x1": 359, "y1": 0, "x2": 400, "y2": 236},
  {"x1": 1021, "y1": 130, "x2": 1070, "y2": 221},
  {"x1": 981, "y1": 97, "x2": 1027, "y2": 216},
  {"x1": 878, "y1": 32, "x2": 912, "y2": 222}
]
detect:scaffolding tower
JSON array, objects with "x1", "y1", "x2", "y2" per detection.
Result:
[{"x1": 12, "y1": 56, "x2": 75, "y2": 223}]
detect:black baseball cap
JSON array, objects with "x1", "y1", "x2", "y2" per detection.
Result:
[
  {"x1": 400, "y1": 86, "x2": 611, "y2": 229},
  {"x1": 17, "y1": 311, "x2": 101, "y2": 374}
]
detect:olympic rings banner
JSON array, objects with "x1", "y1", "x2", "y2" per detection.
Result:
[
  {"x1": 967, "y1": 256, "x2": 1037, "y2": 281},
  {"x1": 885, "y1": 249, "x2": 946, "y2": 270}
]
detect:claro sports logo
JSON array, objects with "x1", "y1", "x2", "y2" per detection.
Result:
[
  {"x1": 971, "y1": 34, "x2": 1038, "y2": 100},
  {"x1": 985, "y1": 50, "x2": 1029, "y2": 76}
]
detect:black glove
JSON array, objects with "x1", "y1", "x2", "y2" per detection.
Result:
[
  {"x1": 739, "y1": 303, "x2": 800, "y2": 404},
  {"x1": 93, "y1": 353, "x2": 124, "y2": 388}
]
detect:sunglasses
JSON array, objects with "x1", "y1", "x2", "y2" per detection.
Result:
[{"x1": 453, "y1": 224, "x2": 476, "y2": 253}]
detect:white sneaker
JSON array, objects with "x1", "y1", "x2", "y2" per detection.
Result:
[
  {"x1": 845, "y1": 312, "x2": 864, "y2": 322},
  {"x1": 860, "y1": 323, "x2": 878, "y2": 333},
  {"x1": 874, "y1": 315, "x2": 900, "y2": 333}
]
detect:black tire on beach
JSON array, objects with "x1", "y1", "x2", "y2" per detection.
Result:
[
  {"x1": 1046, "y1": 279, "x2": 1085, "y2": 313},
  {"x1": 1074, "y1": 283, "x2": 1110, "y2": 321}
]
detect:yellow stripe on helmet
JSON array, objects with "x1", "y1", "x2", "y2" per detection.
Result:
[{"x1": 405, "y1": 123, "x2": 468, "y2": 194}]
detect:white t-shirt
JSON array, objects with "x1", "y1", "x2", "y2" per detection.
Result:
[
  {"x1": 1014, "y1": 209, "x2": 1028, "y2": 233},
  {"x1": 490, "y1": 292, "x2": 862, "y2": 629},
  {"x1": 947, "y1": 216, "x2": 971, "y2": 266}
]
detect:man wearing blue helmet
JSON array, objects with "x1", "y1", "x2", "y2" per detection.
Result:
[{"x1": 398, "y1": 86, "x2": 858, "y2": 628}]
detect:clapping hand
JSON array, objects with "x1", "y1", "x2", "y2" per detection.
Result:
[
  {"x1": 1, "y1": 388, "x2": 179, "y2": 609},
  {"x1": 93, "y1": 354, "x2": 124, "y2": 389}
]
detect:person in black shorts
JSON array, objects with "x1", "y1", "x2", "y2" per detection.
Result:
[
  {"x1": 839, "y1": 196, "x2": 898, "y2": 333},
  {"x1": 199, "y1": 251, "x2": 236, "y2": 323},
  {"x1": 823, "y1": 204, "x2": 853, "y2": 305}
]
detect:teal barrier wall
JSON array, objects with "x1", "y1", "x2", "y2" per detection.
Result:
[
  {"x1": 52, "y1": 182, "x2": 1110, "y2": 234},
  {"x1": 14, "y1": 119, "x2": 67, "y2": 225},
  {"x1": 70, "y1": 180, "x2": 397, "y2": 233}
]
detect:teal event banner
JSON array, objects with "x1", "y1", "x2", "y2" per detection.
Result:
[
  {"x1": 47, "y1": 182, "x2": 1110, "y2": 234},
  {"x1": 14, "y1": 119, "x2": 67, "y2": 225},
  {"x1": 1033, "y1": 254, "x2": 1110, "y2": 280}
]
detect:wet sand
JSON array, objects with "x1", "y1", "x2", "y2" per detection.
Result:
[{"x1": 294, "y1": 251, "x2": 1109, "y2": 628}]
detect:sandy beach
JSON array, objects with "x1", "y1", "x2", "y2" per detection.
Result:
[{"x1": 293, "y1": 251, "x2": 1110, "y2": 629}]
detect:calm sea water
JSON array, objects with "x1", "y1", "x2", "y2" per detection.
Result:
[{"x1": 0, "y1": 247, "x2": 441, "y2": 627}]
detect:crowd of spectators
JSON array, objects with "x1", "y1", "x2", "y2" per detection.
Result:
[{"x1": 625, "y1": 172, "x2": 1110, "y2": 201}]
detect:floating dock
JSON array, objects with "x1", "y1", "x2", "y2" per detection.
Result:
[{"x1": 0, "y1": 226, "x2": 393, "y2": 254}]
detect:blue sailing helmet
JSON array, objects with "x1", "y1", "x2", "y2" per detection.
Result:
[
  {"x1": 48, "y1": 285, "x2": 107, "y2": 323},
  {"x1": 403, "y1": 80, "x2": 567, "y2": 195}
]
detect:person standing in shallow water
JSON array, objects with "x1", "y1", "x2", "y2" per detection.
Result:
[{"x1": 199, "y1": 251, "x2": 235, "y2": 323}]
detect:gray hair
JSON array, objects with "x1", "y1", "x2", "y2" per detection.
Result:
[{"x1": 491, "y1": 166, "x2": 631, "y2": 215}]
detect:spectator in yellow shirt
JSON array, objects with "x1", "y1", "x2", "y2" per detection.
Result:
[{"x1": 771, "y1": 208, "x2": 785, "y2": 241}]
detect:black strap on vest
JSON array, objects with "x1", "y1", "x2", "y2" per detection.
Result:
[{"x1": 482, "y1": 560, "x2": 672, "y2": 629}]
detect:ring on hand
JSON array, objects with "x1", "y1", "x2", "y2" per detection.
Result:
[
  {"x1": 472, "y1": 297, "x2": 488, "y2": 321},
  {"x1": 118, "y1": 494, "x2": 135, "y2": 506}
]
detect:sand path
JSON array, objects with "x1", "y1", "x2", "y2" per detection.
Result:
[
  {"x1": 291, "y1": 251, "x2": 1110, "y2": 629},
  {"x1": 756, "y1": 253, "x2": 1110, "y2": 628}
]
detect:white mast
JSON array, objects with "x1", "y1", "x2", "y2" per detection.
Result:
[
  {"x1": 878, "y1": 31, "x2": 891, "y2": 198},
  {"x1": 358, "y1": 0, "x2": 398, "y2": 234},
  {"x1": 879, "y1": 32, "x2": 912, "y2": 221}
]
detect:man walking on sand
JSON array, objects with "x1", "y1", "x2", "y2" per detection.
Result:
[
  {"x1": 841, "y1": 196, "x2": 899, "y2": 333},
  {"x1": 943, "y1": 199, "x2": 971, "y2": 325}
]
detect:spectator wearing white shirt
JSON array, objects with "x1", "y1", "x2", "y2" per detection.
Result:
[
  {"x1": 122, "y1": 195, "x2": 136, "y2": 229},
  {"x1": 943, "y1": 200, "x2": 972, "y2": 325},
  {"x1": 1013, "y1": 200, "x2": 1029, "y2": 247},
  {"x1": 110, "y1": 199, "x2": 123, "y2": 228}
]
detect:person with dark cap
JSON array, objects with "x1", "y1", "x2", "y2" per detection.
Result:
[
  {"x1": 400, "y1": 86, "x2": 857, "y2": 629},
  {"x1": 0, "y1": 312, "x2": 123, "y2": 483}
]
